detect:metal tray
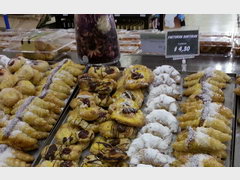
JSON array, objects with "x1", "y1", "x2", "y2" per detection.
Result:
[
  {"x1": 180, "y1": 72, "x2": 237, "y2": 167},
  {"x1": 233, "y1": 76, "x2": 240, "y2": 167}
]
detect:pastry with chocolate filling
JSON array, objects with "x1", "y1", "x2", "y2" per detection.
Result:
[
  {"x1": 110, "y1": 99, "x2": 144, "y2": 127},
  {"x1": 78, "y1": 74, "x2": 117, "y2": 94},
  {"x1": 38, "y1": 160, "x2": 78, "y2": 167},
  {"x1": 123, "y1": 64, "x2": 154, "y2": 90},
  {"x1": 41, "y1": 144, "x2": 82, "y2": 161},
  {"x1": 89, "y1": 136, "x2": 129, "y2": 163},
  {"x1": 55, "y1": 123, "x2": 94, "y2": 147},
  {"x1": 81, "y1": 154, "x2": 111, "y2": 167},
  {"x1": 88, "y1": 66, "x2": 121, "y2": 80},
  {"x1": 112, "y1": 88, "x2": 144, "y2": 108},
  {"x1": 7, "y1": 56, "x2": 26, "y2": 73},
  {"x1": 99, "y1": 120, "x2": 137, "y2": 139}
]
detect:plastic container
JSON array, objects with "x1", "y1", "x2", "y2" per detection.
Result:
[
  {"x1": 200, "y1": 36, "x2": 232, "y2": 54},
  {"x1": 74, "y1": 14, "x2": 120, "y2": 65},
  {"x1": 120, "y1": 46, "x2": 140, "y2": 54},
  {"x1": 118, "y1": 33, "x2": 140, "y2": 41},
  {"x1": 119, "y1": 40, "x2": 141, "y2": 47},
  {"x1": 3, "y1": 29, "x2": 73, "y2": 61},
  {"x1": 233, "y1": 38, "x2": 240, "y2": 56}
]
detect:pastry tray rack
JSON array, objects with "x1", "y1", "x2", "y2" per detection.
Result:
[{"x1": 31, "y1": 67, "x2": 238, "y2": 167}]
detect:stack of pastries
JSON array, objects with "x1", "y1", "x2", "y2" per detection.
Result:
[
  {"x1": 38, "y1": 65, "x2": 154, "y2": 167},
  {"x1": 127, "y1": 65, "x2": 181, "y2": 167},
  {"x1": 0, "y1": 56, "x2": 85, "y2": 166},
  {"x1": 172, "y1": 67, "x2": 233, "y2": 167}
]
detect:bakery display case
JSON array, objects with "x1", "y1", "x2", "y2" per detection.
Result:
[{"x1": 3, "y1": 30, "x2": 74, "y2": 61}]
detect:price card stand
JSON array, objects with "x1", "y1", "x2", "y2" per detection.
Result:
[{"x1": 165, "y1": 29, "x2": 199, "y2": 72}]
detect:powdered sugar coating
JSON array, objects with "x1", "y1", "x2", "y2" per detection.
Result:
[
  {"x1": 130, "y1": 148, "x2": 175, "y2": 166},
  {"x1": 0, "y1": 147, "x2": 14, "y2": 167},
  {"x1": 127, "y1": 133, "x2": 169, "y2": 157},
  {"x1": 153, "y1": 73, "x2": 176, "y2": 87},
  {"x1": 146, "y1": 109, "x2": 178, "y2": 133},
  {"x1": 184, "y1": 154, "x2": 211, "y2": 167},
  {"x1": 144, "y1": 94, "x2": 178, "y2": 115},
  {"x1": 153, "y1": 65, "x2": 181, "y2": 83}
]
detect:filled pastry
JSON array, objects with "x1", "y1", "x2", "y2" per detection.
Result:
[
  {"x1": 123, "y1": 64, "x2": 154, "y2": 90},
  {"x1": 88, "y1": 66, "x2": 121, "y2": 80}
]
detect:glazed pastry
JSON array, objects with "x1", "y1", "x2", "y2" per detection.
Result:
[
  {"x1": 0, "y1": 144, "x2": 34, "y2": 167},
  {"x1": 38, "y1": 160, "x2": 78, "y2": 167},
  {"x1": 0, "y1": 88, "x2": 23, "y2": 107},
  {"x1": 148, "y1": 84, "x2": 181, "y2": 100},
  {"x1": 153, "y1": 65, "x2": 181, "y2": 84},
  {"x1": 88, "y1": 66, "x2": 121, "y2": 80},
  {"x1": 89, "y1": 136, "x2": 129, "y2": 163},
  {"x1": 145, "y1": 109, "x2": 178, "y2": 133},
  {"x1": 95, "y1": 93, "x2": 113, "y2": 108},
  {"x1": 70, "y1": 91, "x2": 97, "y2": 109},
  {"x1": 55, "y1": 123, "x2": 94, "y2": 146},
  {"x1": 144, "y1": 94, "x2": 178, "y2": 115},
  {"x1": 7, "y1": 56, "x2": 26, "y2": 73},
  {"x1": 112, "y1": 88, "x2": 144, "y2": 108},
  {"x1": 78, "y1": 74, "x2": 117, "y2": 94},
  {"x1": 81, "y1": 155, "x2": 111, "y2": 167},
  {"x1": 123, "y1": 64, "x2": 154, "y2": 90},
  {"x1": 127, "y1": 133, "x2": 169, "y2": 157},
  {"x1": 129, "y1": 148, "x2": 175, "y2": 167},
  {"x1": 111, "y1": 105, "x2": 145, "y2": 127},
  {"x1": 15, "y1": 80, "x2": 36, "y2": 96},
  {"x1": 41, "y1": 144, "x2": 82, "y2": 161},
  {"x1": 99, "y1": 120, "x2": 137, "y2": 139}
]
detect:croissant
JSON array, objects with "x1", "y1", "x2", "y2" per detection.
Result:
[
  {"x1": 139, "y1": 123, "x2": 172, "y2": 142},
  {"x1": 130, "y1": 148, "x2": 175, "y2": 167},
  {"x1": 153, "y1": 65, "x2": 181, "y2": 83},
  {"x1": 145, "y1": 109, "x2": 178, "y2": 133},
  {"x1": 148, "y1": 84, "x2": 181, "y2": 100},
  {"x1": 144, "y1": 94, "x2": 178, "y2": 115},
  {"x1": 152, "y1": 73, "x2": 177, "y2": 87},
  {"x1": 184, "y1": 71, "x2": 204, "y2": 81},
  {"x1": 127, "y1": 133, "x2": 169, "y2": 157}
]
